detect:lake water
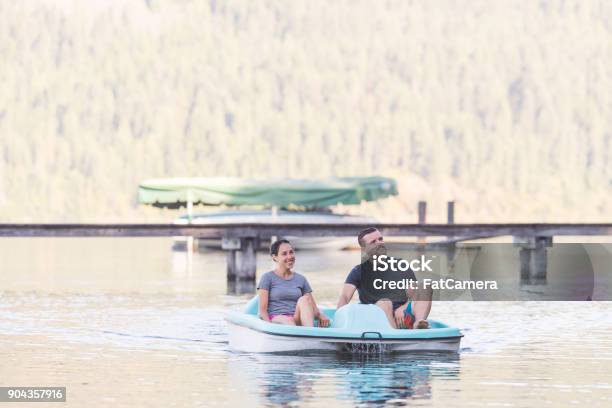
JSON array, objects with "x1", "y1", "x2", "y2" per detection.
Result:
[{"x1": 1, "y1": 238, "x2": 611, "y2": 407}]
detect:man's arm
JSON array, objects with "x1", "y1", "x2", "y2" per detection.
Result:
[{"x1": 336, "y1": 283, "x2": 357, "y2": 309}]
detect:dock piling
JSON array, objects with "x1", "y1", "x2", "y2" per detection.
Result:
[
  {"x1": 418, "y1": 201, "x2": 427, "y2": 224},
  {"x1": 417, "y1": 201, "x2": 427, "y2": 249},
  {"x1": 226, "y1": 250, "x2": 237, "y2": 280},
  {"x1": 515, "y1": 236, "x2": 553, "y2": 283},
  {"x1": 238, "y1": 237, "x2": 258, "y2": 280},
  {"x1": 224, "y1": 236, "x2": 257, "y2": 283},
  {"x1": 446, "y1": 201, "x2": 457, "y2": 266}
]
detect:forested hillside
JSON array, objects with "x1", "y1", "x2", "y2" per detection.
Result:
[{"x1": 0, "y1": 0, "x2": 610, "y2": 222}]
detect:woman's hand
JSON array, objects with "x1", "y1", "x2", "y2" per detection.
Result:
[
  {"x1": 317, "y1": 311, "x2": 330, "y2": 328},
  {"x1": 258, "y1": 289, "x2": 270, "y2": 322}
]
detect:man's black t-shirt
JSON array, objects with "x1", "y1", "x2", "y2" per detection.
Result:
[{"x1": 345, "y1": 260, "x2": 417, "y2": 309}]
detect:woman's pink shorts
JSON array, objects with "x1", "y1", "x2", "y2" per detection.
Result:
[{"x1": 269, "y1": 313, "x2": 294, "y2": 320}]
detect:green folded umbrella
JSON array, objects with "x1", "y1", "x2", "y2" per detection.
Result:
[{"x1": 138, "y1": 177, "x2": 398, "y2": 209}]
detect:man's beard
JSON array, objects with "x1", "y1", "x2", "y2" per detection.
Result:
[{"x1": 362, "y1": 244, "x2": 387, "y2": 261}]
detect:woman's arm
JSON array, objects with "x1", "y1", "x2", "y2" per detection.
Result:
[{"x1": 258, "y1": 289, "x2": 271, "y2": 321}]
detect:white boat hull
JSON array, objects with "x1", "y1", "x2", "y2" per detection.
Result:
[{"x1": 227, "y1": 322, "x2": 461, "y2": 354}]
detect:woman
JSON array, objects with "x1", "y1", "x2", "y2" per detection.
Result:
[{"x1": 257, "y1": 239, "x2": 330, "y2": 327}]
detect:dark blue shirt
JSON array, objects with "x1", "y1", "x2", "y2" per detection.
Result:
[{"x1": 345, "y1": 260, "x2": 417, "y2": 308}]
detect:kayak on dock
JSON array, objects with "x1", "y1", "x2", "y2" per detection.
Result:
[{"x1": 226, "y1": 297, "x2": 463, "y2": 353}]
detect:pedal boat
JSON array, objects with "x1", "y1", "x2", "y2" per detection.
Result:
[{"x1": 226, "y1": 297, "x2": 463, "y2": 353}]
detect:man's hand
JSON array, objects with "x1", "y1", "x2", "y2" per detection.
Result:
[
  {"x1": 317, "y1": 311, "x2": 330, "y2": 328},
  {"x1": 394, "y1": 303, "x2": 408, "y2": 329}
]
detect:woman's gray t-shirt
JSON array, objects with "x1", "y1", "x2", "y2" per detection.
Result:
[{"x1": 257, "y1": 271, "x2": 312, "y2": 315}]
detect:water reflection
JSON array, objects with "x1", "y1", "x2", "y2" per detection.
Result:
[
  {"x1": 228, "y1": 352, "x2": 460, "y2": 407},
  {"x1": 227, "y1": 279, "x2": 257, "y2": 295},
  {"x1": 3, "y1": 238, "x2": 612, "y2": 408}
]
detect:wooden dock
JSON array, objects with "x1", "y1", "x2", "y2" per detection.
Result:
[
  {"x1": 0, "y1": 223, "x2": 609, "y2": 238},
  {"x1": 0, "y1": 223, "x2": 610, "y2": 288}
]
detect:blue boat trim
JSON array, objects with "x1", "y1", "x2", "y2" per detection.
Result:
[{"x1": 230, "y1": 324, "x2": 464, "y2": 342}]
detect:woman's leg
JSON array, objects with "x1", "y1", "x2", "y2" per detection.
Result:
[
  {"x1": 293, "y1": 295, "x2": 316, "y2": 327},
  {"x1": 270, "y1": 315, "x2": 296, "y2": 325}
]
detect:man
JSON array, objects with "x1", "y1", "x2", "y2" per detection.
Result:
[{"x1": 336, "y1": 227, "x2": 432, "y2": 329}]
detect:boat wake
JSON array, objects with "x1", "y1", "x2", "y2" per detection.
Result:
[{"x1": 101, "y1": 330, "x2": 228, "y2": 344}]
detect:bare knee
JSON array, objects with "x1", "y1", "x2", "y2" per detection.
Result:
[
  {"x1": 375, "y1": 299, "x2": 393, "y2": 313},
  {"x1": 408, "y1": 286, "x2": 433, "y2": 300},
  {"x1": 297, "y1": 295, "x2": 314, "y2": 309},
  {"x1": 297, "y1": 295, "x2": 312, "y2": 304},
  {"x1": 416, "y1": 286, "x2": 433, "y2": 300}
]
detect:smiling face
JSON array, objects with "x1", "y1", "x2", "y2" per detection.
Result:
[
  {"x1": 361, "y1": 229, "x2": 387, "y2": 259},
  {"x1": 272, "y1": 242, "x2": 295, "y2": 270}
]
